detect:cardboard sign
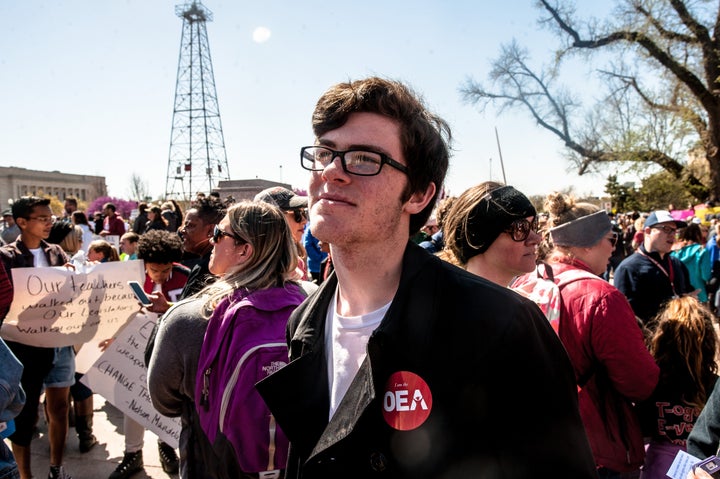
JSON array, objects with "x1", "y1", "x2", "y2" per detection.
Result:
[
  {"x1": 82, "y1": 311, "x2": 180, "y2": 448},
  {"x1": 0, "y1": 260, "x2": 145, "y2": 347}
]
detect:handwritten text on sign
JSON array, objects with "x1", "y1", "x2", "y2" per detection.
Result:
[
  {"x1": 0, "y1": 260, "x2": 145, "y2": 347},
  {"x1": 82, "y1": 312, "x2": 180, "y2": 448}
]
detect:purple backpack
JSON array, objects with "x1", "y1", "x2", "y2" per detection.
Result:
[{"x1": 195, "y1": 284, "x2": 305, "y2": 476}]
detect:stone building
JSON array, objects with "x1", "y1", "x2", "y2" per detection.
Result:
[
  {"x1": 212, "y1": 179, "x2": 298, "y2": 203},
  {"x1": 0, "y1": 166, "x2": 107, "y2": 209}
]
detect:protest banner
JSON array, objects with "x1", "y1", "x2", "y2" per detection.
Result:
[
  {"x1": 0, "y1": 260, "x2": 145, "y2": 348},
  {"x1": 82, "y1": 311, "x2": 180, "y2": 448}
]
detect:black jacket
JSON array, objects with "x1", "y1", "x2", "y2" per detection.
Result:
[{"x1": 258, "y1": 243, "x2": 597, "y2": 478}]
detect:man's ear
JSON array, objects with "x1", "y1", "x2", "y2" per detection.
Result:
[{"x1": 403, "y1": 182, "x2": 436, "y2": 215}]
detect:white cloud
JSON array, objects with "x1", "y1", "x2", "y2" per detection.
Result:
[{"x1": 252, "y1": 27, "x2": 272, "y2": 43}]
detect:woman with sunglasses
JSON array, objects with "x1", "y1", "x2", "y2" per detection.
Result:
[
  {"x1": 513, "y1": 192, "x2": 659, "y2": 479},
  {"x1": 147, "y1": 200, "x2": 306, "y2": 479},
  {"x1": 442, "y1": 182, "x2": 541, "y2": 287},
  {"x1": 254, "y1": 186, "x2": 310, "y2": 280}
]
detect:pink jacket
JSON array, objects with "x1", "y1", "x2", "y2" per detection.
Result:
[{"x1": 516, "y1": 259, "x2": 659, "y2": 472}]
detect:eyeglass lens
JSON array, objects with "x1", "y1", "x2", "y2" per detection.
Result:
[
  {"x1": 508, "y1": 217, "x2": 539, "y2": 242},
  {"x1": 292, "y1": 209, "x2": 307, "y2": 223}
]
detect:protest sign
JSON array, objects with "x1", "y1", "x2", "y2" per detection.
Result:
[
  {"x1": 0, "y1": 260, "x2": 145, "y2": 347},
  {"x1": 82, "y1": 311, "x2": 180, "y2": 448}
]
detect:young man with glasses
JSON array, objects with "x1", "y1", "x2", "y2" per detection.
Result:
[
  {"x1": 257, "y1": 77, "x2": 597, "y2": 478},
  {"x1": 615, "y1": 209, "x2": 694, "y2": 326},
  {"x1": 0, "y1": 196, "x2": 74, "y2": 479}
]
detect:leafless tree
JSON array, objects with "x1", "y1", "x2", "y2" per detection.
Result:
[
  {"x1": 463, "y1": 0, "x2": 720, "y2": 200},
  {"x1": 128, "y1": 173, "x2": 150, "y2": 202}
]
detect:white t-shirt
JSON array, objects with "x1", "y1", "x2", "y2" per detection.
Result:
[
  {"x1": 29, "y1": 248, "x2": 49, "y2": 267},
  {"x1": 325, "y1": 286, "x2": 390, "y2": 420}
]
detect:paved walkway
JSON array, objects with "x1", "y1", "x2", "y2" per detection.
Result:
[{"x1": 3, "y1": 395, "x2": 177, "y2": 479}]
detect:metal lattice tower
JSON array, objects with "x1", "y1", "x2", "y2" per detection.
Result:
[{"x1": 165, "y1": 1, "x2": 230, "y2": 201}]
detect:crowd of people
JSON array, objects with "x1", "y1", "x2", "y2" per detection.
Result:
[{"x1": 3, "y1": 76, "x2": 720, "y2": 479}]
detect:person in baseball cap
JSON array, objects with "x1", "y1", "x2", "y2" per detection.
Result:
[
  {"x1": 643, "y1": 210, "x2": 687, "y2": 229},
  {"x1": 254, "y1": 187, "x2": 309, "y2": 279},
  {"x1": 254, "y1": 186, "x2": 308, "y2": 211},
  {"x1": 614, "y1": 209, "x2": 693, "y2": 326},
  {"x1": 254, "y1": 187, "x2": 308, "y2": 244}
]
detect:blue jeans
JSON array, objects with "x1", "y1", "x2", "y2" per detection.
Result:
[{"x1": 0, "y1": 440, "x2": 19, "y2": 479}]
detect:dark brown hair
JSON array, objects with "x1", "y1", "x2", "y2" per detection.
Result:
[{"x1": 312, "y1": 77, "x2": 451, "y2": 235}]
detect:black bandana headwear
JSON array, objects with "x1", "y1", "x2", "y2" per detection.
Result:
[{"x1": 455, "y1": 185, "x2": 536, "y2": 263}]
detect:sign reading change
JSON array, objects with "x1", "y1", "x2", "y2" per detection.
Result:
[
  {"x1": 0, "y1": 260, "x2": 145, "y2": 347},
  {"x1": 82, "y1": 312, "x2": 181, "y2": 448}
]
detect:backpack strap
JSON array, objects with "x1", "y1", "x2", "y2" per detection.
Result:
[{"x1": 553, "y1": 268, "x2": 603, "y2": 387}]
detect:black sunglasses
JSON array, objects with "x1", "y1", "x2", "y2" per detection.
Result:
[
  {"x1": 287, "y1": 209, "x2": 308, "y2": 223},
  {"x1": 212, "y1": 225, "x2": 243, "y2": 244},
  {"x1": 505, "y1": 217, "x2": 539, "y2": 242}
]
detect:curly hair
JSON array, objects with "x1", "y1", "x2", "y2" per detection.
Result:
[
  {"x1": 136, "y1": 230, "x2": 183, "y2": 264},
  {"x1": 650, "y1": 296, "x2": 718, "y2": 410},
  {"x1": 312, "y1": 77, "x2": 451, "y2": 235},
  {"x1": 188, "y1": 194, "x2": 227, "y2": 225},
  {"x1": 544, "y1": 192, "x2": 599, "y2": 228},
  {"x1": 434, "y1": 195, "x2": 456, "y2": 231}
]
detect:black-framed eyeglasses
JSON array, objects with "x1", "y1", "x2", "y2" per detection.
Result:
[
  {"x1": 652, "y1": 225, "x2": 678, "y2": 235},
  {"x1": 212, "y1": 225, "x2": 244, "y2": 244},
  {"x1": 287, "y1": 209, "x2": 308, "y2": 224},
  {"x1": 301, "y1": 145, "x2": 408, "y2": 176},
  {"x1": 505, "y1": 217, "x2": 539, "y2": 242}
]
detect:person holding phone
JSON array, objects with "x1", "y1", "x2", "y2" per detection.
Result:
[
  {"x1": 637, "y1": 296, "x2": 718, "y2": 478},
  {"x1": 108, "y1": 230, "x2": 189, "y2": 479},
  {"x1": 147, "y1": 200, "x2": 306, "y2": 478}
]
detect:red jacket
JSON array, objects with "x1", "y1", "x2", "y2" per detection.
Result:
[
  {"x1": 515, "y1": 259, "x2": 659, "y2": 473},
  {"x1": 143, "y1": 263, "x2": 190, "y2": 303},
  {"x1": 102, "y1": 212, "x2": 126, "y2": 237}
]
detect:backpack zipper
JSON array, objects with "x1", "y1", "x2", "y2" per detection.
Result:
[
  {"x1": 218, "y1": 342, "x2": 286, "y2": 432},
  {"x1": 200, "y1": 367, "x2": 212, "y2": 409}
]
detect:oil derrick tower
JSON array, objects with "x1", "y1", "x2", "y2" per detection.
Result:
[{"x1": 165, "y1": 1, "x2": 230, "y2": 201}]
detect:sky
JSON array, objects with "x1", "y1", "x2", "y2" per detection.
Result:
[{"x1": 0, "y1": 1, "x2": 629, "y2": 202}]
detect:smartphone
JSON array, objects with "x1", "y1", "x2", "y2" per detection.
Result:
[
  {"x1": 694, "y1": 456, "x2": 720, "y2": 477},
  {"x1": 127, "y1": 281, "x2": 152, "y2": 306}
]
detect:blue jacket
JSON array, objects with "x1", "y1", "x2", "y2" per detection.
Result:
[
  {"x1": 303, "y1": 228, "x2": 327, "y2": 275},
  {"x1": 672, "y1": 243, "x2": 712, "y2": 302}
]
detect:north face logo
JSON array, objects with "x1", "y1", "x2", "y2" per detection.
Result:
[
  {"x1": 381, "y1": 371, "x2": 433, "y2": 431},
  {"x1": 261, "y1": 361, "x2": 287, "y2": 377}
]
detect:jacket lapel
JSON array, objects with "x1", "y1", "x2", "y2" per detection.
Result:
[
  {"x1": 309, "y1": 354, "x2": 375, "y2": 457},
  {"x1": 308, "y1": 244, "x2": 435, "y2": 457}
]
